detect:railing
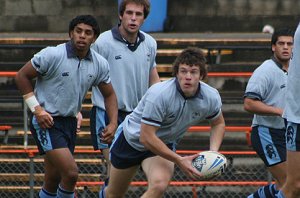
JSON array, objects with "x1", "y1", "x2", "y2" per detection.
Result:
[{"x1": 0, "y1": 148, "x2": 270, "y2": 198}]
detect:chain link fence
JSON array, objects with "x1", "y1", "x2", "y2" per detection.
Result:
[{"x1": 0, "y1": 150, "x2": 272, "y2": 198}]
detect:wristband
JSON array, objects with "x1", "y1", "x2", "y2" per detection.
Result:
[{"x1": 24, "y1": 94, "x2": 40, "y2": 113}]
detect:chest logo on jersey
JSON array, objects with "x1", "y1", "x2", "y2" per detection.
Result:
[
  {"x1": 115, "y1": 55, "x2": 122, "y2": 60},
  {"x1": 147, "y1": 53, "x2": 151, "y2": 61},
  {"x1": 192, "y1": 112, "x2": 201, "y2": 119},
  {"x1": 62, "y1": 72, "x2": 69, "y2": 76},
  {"x1": 280, "y1": 84, "x2": 286, "y2": 89}
]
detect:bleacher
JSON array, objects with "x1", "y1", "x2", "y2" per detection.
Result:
[{"x1": 0, "y1": 33, "x2": 273, "y2": 197}]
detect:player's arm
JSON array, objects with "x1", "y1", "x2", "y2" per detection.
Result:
[
  {"x1": 149, "y1": 67, "x2": 160, "y2": 85},
  {"x1": 209, "y1": 112, "x2": 225, "y2": 151},
  {"x1": 244, "y1": 97, "x2": 283, "y2": 116},
  {"x1": 98, "y1": 82, "x2": 118, "y2": 143},
  {"x1": 15, "y1": 61, "x2": 54, "y2": 129},
  {"x1": 140, "y1": 123, "x2": 201, "y2": 179}
]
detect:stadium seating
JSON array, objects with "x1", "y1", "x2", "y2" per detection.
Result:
[{"x1": 0, "y1": 34, "x2": 272, "y2": 197}]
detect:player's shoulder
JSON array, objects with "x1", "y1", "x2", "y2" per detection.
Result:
[
  {"x1": 146, "y1": 79, "x2": 176, "y2": 100},
  {"x1": 90, "y1": 48, "x2": 108, "y2": 63},
  {"x1": 255, "y1": 59, "x2": 275, "y2": 71},
  {"x1": 200, "y1": 81, "x2": 220, "y2": 95},
  {"x1": 199, "y1": 81, "x2": 221, "y2": 102},
  {"x1": 140, "y1": 31, "x2": 157, "y2": 46},
  {"x1": 252, "y1": 59, "x2": 279, "y2": 77},
  {"x1": 37, "y1": 43, "x2": 65, "y2": 58},
  {"x1": 93, "y1": 30, "x2": 113, "y2": 47}
]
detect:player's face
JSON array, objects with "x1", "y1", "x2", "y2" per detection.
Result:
[
  {"x1": 272, "y1": 36, "x2": 293, "y2": 62},
  {"x1": 176, "y1": 64, "x2": 201, "y2": 97},
  {"x1": 119, "y1": 3, "x2": 145, "y2": 35},
  {"x1": 70, "y1": 23, "x2": 96, "y2": 53}
]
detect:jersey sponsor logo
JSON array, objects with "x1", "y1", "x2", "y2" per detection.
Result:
[
  {"x1": 280, "y1": 84, "x2": 286, "y2": 89},
  {"x1": 192, "y1": 112, "x2": 201, "y2": 119},
  {"x1": 115, "y1": 55, "x2": 122, "y2": 60},
  {"x1": 62, "y1": 72, "x2": 69, "y2": 76},
  {"x1": 147, "y1": 53, "x2": 151, "y2": 61},
  {"x1": 265, "y1": 144, "x2": 276, "y2": 159}
]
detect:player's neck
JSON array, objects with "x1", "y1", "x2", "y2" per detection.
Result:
[{"x1": 118, "y1": 26, "x2": 138, "y2": 44}]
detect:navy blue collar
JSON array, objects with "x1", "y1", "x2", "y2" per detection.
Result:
[
  {"x1": 271, "y1": 56, "x2": 287, "y2": 74},
  {"x1": 175, "y1": 78, "x2": 202, "y2": 100},
  {"x1": 111, "y1": 25, "x2": 145, "y2": 52},
  {"x1": 66, "y1": 41, "x2": 93, "y2": 60}
]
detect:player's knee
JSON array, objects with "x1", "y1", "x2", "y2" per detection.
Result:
[
  {"x1": 62, "y1": 167, "x2": 78, "y2": 184},
  {"x1": 149, "y1": 180, "x2": 169, "y2": 195}
]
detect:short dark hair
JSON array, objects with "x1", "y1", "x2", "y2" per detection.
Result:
[
  {"x1": 119, "y1": 0, "x2": 150, "y2": 19},
  {"x1": 271, "y1": 27, "x2": 294, "y2": 46},
  {"x1": 172, "y1": 47, "x2": 208, "y2": 80},
  {"x1": 69, "y1": 15, "x2": 100, "y2": 38}
]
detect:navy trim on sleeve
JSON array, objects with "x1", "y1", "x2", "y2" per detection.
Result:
[{"x1": 244, "y1": 92, "x2": 262, "y2": 101}]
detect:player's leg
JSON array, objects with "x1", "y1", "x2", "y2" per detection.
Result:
[
  {"x1": 279, "y1": 122, "x2": 300, "y2": 198},
  {"x1": 39, "y1": 154, "x2": 61, "y2": 197},
  {"x1": 268, "y1": 162, "x2": 286, "y2": 188},
  {"x1": 248, "y1": 126, "x2": 286, "y2": 197},
  {"x1": 31, "y1": 116, "x2": 78, "y2": 198},
  {"x1": 141, "y1": 156, "x2": 174, "y2": 198},
  {"x1": 46, "y1": 148, "x2": 78, "y2": 197},
  {"x1": 104, "y1": 164, "x2": 139, "y2": 197},
  {"x1": 104, "y1": 128, "x2": 140, "y2": 197}
]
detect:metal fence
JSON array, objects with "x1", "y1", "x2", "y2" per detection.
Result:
[{"x1": 0, "y1": 149, "x2": 271, "y2": 198}]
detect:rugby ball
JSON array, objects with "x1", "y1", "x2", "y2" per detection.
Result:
[{"x1": 192, "y1": 151, "x2": 227, "y2": 180}]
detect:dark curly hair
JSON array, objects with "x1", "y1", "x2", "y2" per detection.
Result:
[
  {"x1": 172, "y1": 47, "x2": 208, "y2": 80},
  {"x1": 271, "y1": 27, "x2": 294, "y2": 46},
  {"x1": 69, "y1": 15, "x2": 100, "y2": 38}
]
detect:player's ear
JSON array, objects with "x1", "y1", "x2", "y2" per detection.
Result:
[{"x1": 69, "y1": 30, "x2": 74, "y2": 39}]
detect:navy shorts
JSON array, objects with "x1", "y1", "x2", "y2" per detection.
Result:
[
  {"x1": 286, "y1": 121, "x2": 300, "y2": 151},
  {"x1": 90, "y1": 106, "x2": 130, "y2": 150},
  {"x1": 110, "y1": 126, "x2": 175, "y2": 169},
  {"x1": 30, "y1": 116, "x2": 77, "y2": 155},
  {"x1": 251, "y1": 126, "x2": 286, "y2": 167}
]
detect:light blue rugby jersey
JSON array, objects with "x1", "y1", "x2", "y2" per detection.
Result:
[
  {"x1": 91, "y1": 26, "x2": 157, "y2": 112},
  {"x1": 283, "y1": 22, "x2": 300, "y2": 123},
  {"x1": 122, "y1": 78, "x2": 222, "y2": 151},
  {"x1": 244, "y1": 58, "x2": 287, "y2": 129},
  {"x1": 31, "y1": 41, "x2": 111, "y2": 117}
]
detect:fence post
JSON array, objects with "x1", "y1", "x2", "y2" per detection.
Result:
[
  {"x1": 28, "y1": 151, "x2": 35, "y2": 198},
  {"x1": 23, "y1": 100, "x2": 28, "y2": 148}
]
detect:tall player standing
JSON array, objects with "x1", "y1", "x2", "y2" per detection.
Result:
[
  {"x1": 90, "y1": 0, "x2": 160, "y2": 188},
  {"x1": 244, "y1": 28, "x2": 294, "y2": 197}
]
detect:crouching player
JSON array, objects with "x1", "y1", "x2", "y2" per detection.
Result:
[{"x1": 101, "y1": 47, "x2": 225, "y2": 198}]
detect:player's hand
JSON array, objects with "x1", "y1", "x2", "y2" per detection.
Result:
[
  {"x1": 34, "y1": 106, "x2": 54, "y2": 129},
  {"x1": 101, "y1": 123, "x2": 117, "y2": 144},
  {"x1": 176, "y1": 154, "x2": 203, "y2": 180},
  {"x1": 76, "y1": 112, "x2": 83, "y2": 133}
]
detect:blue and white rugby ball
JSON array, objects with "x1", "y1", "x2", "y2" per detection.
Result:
[{"x1": 192, "y1": 151, "x2": 227, "y2": 180}]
